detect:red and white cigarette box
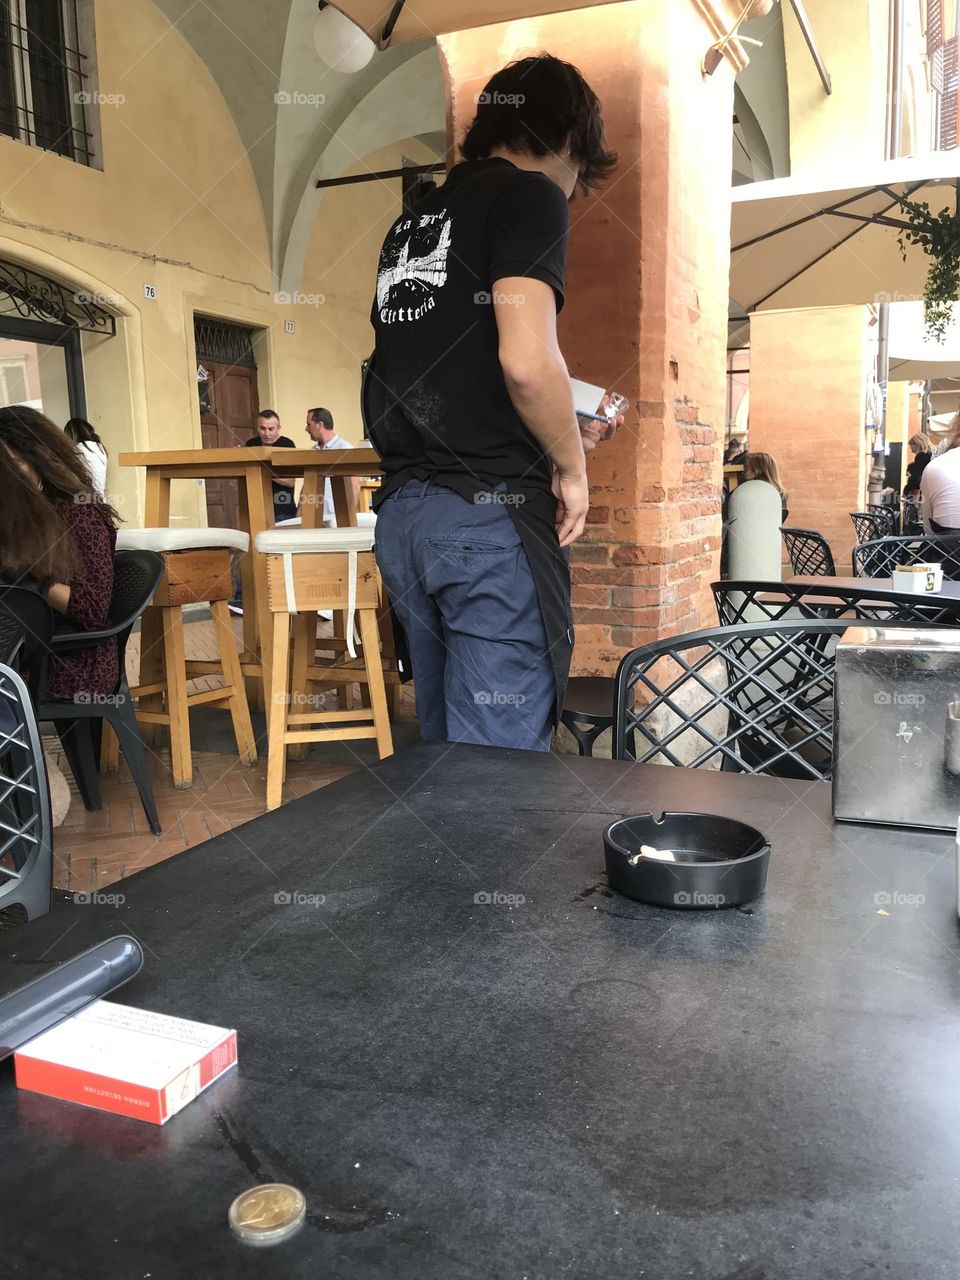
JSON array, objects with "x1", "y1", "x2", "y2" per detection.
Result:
[{"x1": 14, "y1": 1000, "x2": 237, "y2": 1124}]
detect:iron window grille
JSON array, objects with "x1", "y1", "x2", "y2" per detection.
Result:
[
  {"x1": 194, "y1": 315, "x2": 257, "y2": 369},
  {"x1": 0, "y1": 256, "x2": 114, "y2": 332},
  {"x1": 0, "y1": 0, "x2": 93, "y2": 165}
]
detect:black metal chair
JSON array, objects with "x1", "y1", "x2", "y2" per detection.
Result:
[
  {"x1": 901, "y1": 497, "x2": 923, "y2": 536},
  {"x1": 0, "y1": 663, "x2": 52, "y2": 921},
  {"x1": 39, "y1": 550, "x2": 164, "y2": 836},
  {"x1": 852, "y1": 534, "x2": 960, "y2": 579},
  {"x1": 867, "y1": 503, "x2": 898, "y2": 537},
  {"x1": 850, "y1": 511, "x2": 885, "y2": 545},
  {"x1": 781, "y1": 528, "x2": 836, "y2": 577},
  {"x1": 613, "y1": 618, "x2": 916, "y2": 781},
  {"x1": 560, "y1": 676, "x2": 616, "y2": 756},
  {"x1": 713, "y1": 579, "x2": 960, "y2": 627}
]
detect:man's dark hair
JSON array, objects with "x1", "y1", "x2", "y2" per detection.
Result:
[
  {"x1": 461, "y1": 54, "x2": 616, "y2": 194},
  {"x1": 258, "y1": 409, "x2": 279, "y2": 421},
  {"x1": 308, "y1": 407, "x2": 334, "y2": 431}
]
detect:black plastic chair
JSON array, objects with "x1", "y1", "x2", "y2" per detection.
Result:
[
  {"x1": 0, "y1": 586, "x2": 54, "y2": 700},
  {"x1": 713, "y1": 579, "x2": 960, "y2": 627},
  {"x1": 901, "y1": 497, "x2": 923, "y2": 536},
  {"x1": 39, "y1": 550, "x2": 164, "y2": 836},
  {"x1": 560, "y1": 676, "x2": 616, "y2": 756},
  {"x1": 850, "y1": 512, "x2": 885, "y2": 545},
  {"x1": 613, "y1": 618, "x2": 917, "y2": 781},
  {"x1": 0, "y1": 663, "x2": 52, "y2": 921},
  {"x1": 781, "y1": 528, "x2": 836, "y2": 577},
  {"x1": 867, "y1": 503, "x2": 898, "y2": 537},
  {"x1": 852, "y1": 534, "x2": 960, "y2": 579}
]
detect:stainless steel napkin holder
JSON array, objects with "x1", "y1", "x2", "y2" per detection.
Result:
[{"x1": 833, "y1": 625, "x2": 960, "y2": 831}]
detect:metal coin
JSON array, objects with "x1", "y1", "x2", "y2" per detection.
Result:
[{"x1": 228, "y1": 1183, "x2": 306, "y2": 1247}]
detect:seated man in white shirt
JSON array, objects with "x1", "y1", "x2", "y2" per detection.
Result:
[
  {"x1": 921, "y1": 419, "x2": 960, "y2": 534},
  {"x1": 304, "y1": 407, "x2": 361, "y2": 528}
]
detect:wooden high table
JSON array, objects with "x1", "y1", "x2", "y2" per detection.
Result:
[{"x1": 118, "y1": 446, "x2": 383, "y2": 695}]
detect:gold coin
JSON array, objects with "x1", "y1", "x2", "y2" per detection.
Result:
[{"x1": 228, "y1": 1183, "x2": 306, "y2": 1247}]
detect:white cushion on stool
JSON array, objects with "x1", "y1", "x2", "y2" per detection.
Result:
[
  {"x1": 118, "y1": 527, "x2": 250, "y2": 554},
  {"x1": 254, "y1": 528, "x2": 374, "y2": 555}
]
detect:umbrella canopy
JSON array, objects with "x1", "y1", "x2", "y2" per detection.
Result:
[
  {"x1": 888, "y1": 302, "x2": 960, "y2": 381},
  {"x1": 730, "y1": 152, "x2": 960, "y2": 313},
  {"x1": 330, "y1": 0, "x2": 625, "y2": 43}
]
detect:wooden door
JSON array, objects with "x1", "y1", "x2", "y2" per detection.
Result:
[{"x1": 199, "y1": 360, "x2": 260, "y2": 529}]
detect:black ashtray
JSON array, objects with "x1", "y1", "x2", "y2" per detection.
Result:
[{"x1": 603, "y1": 812, "x2": 770, "y2": 910}]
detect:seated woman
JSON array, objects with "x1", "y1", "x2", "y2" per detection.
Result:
[
  {"x1": 64, "y1": 416, "x2": 109, "y2": 497},
  {"x1": 741, "y1": 451, "x2": 789, "y2": 524},
  {"x1": 0, "y1": 406, "x2": 120, "y2": 703},
  {"x1": 903, "y1": 432, "x2": 933, "y2": 499},
  {"x1": 920, "y1": 413, "x2": 960, "y2": 534}
]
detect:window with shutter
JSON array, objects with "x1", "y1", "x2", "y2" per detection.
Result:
[{"x1": 0, "y1": 0, "x2": 92, "y2": 164}]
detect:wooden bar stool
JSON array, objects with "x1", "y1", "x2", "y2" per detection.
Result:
[
  {"x1": 115, "y1": 528, "x2": 257, "y2": 788},
  {"x1": 254, "y1": 528, "x2": 393, "y2": 811}
]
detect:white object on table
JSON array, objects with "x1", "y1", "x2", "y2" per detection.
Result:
[{"x1": 891, "y1": 564, "x2": 943, "y2": 594}]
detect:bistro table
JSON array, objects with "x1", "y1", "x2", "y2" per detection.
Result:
[
  {"x1": 789, "y1": 572, "x2": 960, "y2": 599},
  {"x1": 118, "y1": 445, "x2": 382, "y2": 696},
  {"x1": 1, "y1": 743, "x2": 958, "y2": 1278}
]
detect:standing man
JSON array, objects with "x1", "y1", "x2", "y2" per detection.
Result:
[
  {"x1": 246, "y1": 410, "x2": 296, "y2": 524},
  {"x1": 304, "y1": 407, "x2": 360, "y2": 527},
  {"x1": 367, "y1": 54, "x2": 616, "y2": 752}
]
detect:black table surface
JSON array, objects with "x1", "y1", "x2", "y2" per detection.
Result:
[{"x1": 3, "y1": 743, "x2": 960, "y2": 1279}]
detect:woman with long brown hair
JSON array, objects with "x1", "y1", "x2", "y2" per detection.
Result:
[
  {"x1": 0, "y1": 405, "x2": 120, "y2": 702},
  {"x1": 742, "y1": 451, "x2": 789, "y2": 523}
]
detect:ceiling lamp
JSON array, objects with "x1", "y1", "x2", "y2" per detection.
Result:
[
  {"x1": 314, "y1": 2, "x2": 375, "y2": 74},
  {"x1": 703, "y1": 0, "x2": 778, "y2": 75}
]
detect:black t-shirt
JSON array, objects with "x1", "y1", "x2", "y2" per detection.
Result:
[
  {"x1": 367, "y1": 157, "x2": 574, "y2": 720},
  {"x1": 368, "y1": 157, "x2": 569, "y2": 503},
  {"x1": 245, "y1": 434, "x2": 296, "y2": 517}
]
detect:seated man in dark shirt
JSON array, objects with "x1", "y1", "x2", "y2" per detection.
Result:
[
  {"x1": 245, "y1": 409, "x2": 296, "y2": 524},
  {"x1": 368, "y1": 55, "x2": 616, "y2": 752}
]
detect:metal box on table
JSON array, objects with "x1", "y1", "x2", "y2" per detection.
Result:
[{"x1": 833, "y1": 626, "x2": 960, "y2": 831}]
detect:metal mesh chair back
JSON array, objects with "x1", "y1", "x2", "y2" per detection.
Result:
[
  {"x1": 614, "y1": 619, "x2": 900, "y2": 780},
  {"x1": 0, "y1": 664, "x2": 52, "y2": 920},
  {"x1": 107, "y1": 551, "x2": 164, "y2": 672},
  {"x1": 852, "y1": 534, "x2": 960, "y2": 579},
  {"x1": 867, "y1": 504, "x2": 898, "y2": 536},
  {"x1": 781, "y1": 528, "x2": 836, "y2": 577},
  {"x1": 850, "y1": 512, "x2": 884, "y2": 544},
  {"x1": 901, "y1": 497, "x2": 923, "y2": 535},
  {"x1": 714, "y1": 579, "x2": 960, "y2": 627}
]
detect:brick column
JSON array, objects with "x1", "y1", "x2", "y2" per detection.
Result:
[
  {"x1": 439, "y1": 0, "x2": 743, "y2": 674},
  {"x1": 749, "y1": 306, "x2": 870, "y2": 572}
]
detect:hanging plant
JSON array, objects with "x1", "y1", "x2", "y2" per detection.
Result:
[{"x1": 896, "y1": 193, "x2": 960, "y2": 343}]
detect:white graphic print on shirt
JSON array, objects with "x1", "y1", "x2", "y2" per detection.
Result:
[{"x1": 376, "y1": 212, "x2": 452, "y2": 325}]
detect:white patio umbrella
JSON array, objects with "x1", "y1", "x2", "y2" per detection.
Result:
[
  {"x1": 328, "y1": 0, "x2": 627, "y2": 44},
  {"x1": 888, "y1": 302, "x2": 960, "y2": 381},
  {"x1": 730, "y1": 151, "x2": 960, "y2": 313}
]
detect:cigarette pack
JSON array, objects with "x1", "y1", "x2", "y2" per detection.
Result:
[{"x1": 14, "y1": 1000, "x2": 237, "y2": 1124}]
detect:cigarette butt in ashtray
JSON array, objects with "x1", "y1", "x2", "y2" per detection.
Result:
[{"x1": 627, "y1": 844, "x2": 677, "y2": 865}]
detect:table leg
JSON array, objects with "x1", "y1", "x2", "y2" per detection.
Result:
[
  {"x1": 144, "y1": 475, "x2": 171, "y2": 527},
  {"x1": 332, "y1": 476, "x2": 357, "y2": 529},
  {"x1": 243, "y1": 466, "x2": 276, "y2": 709},
  {"x1": 136, "y1": 602, "x2": 166, "y2": 746},
  {"x1": 299, "y1": 472, "x2": 322, "y2": 530},
  {"x1": 236, "y1": 479, "x2": 260, "y2": 707}
]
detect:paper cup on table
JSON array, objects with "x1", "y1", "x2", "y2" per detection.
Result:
[{"x1": 891, "y1": 564, "x2": 943, "y2": 594}]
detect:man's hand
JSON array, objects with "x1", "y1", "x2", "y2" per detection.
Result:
[{"x1": 552, "y1": 468, "x2": 589, "y2": 548}]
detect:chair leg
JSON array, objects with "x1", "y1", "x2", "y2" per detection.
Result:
[
  {"x1": 358, "y1": 608, "x2": 393, "y2": 759},
  {"x1": 266, "y1": 612, "x2": 291, "y2": 811},
  {"x1": 162, "y1": 606, "x2": 192, "y2": 788},
  {"x1": 211, "y1": 600, "x2": 258, "y2": 767},
  {"x1": 287, "y1": 613, "x2": 313, "y2": 762},
  {"x1": 55, "y1": 719, "x2": 102, "y2": 811},
  {"x1": 100, "y1": 722, "x2": 120, "y2": 773},
  {"x1": 109, "y1": 690, "x2": 161, "y2": 836},
  {"x1": 137, "y1": 604, "x2": 166, "y2": 746}
]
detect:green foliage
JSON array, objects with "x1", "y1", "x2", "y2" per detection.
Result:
[{"x1": 897, "y1": 196, "x2": 960, "y2": 343}]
